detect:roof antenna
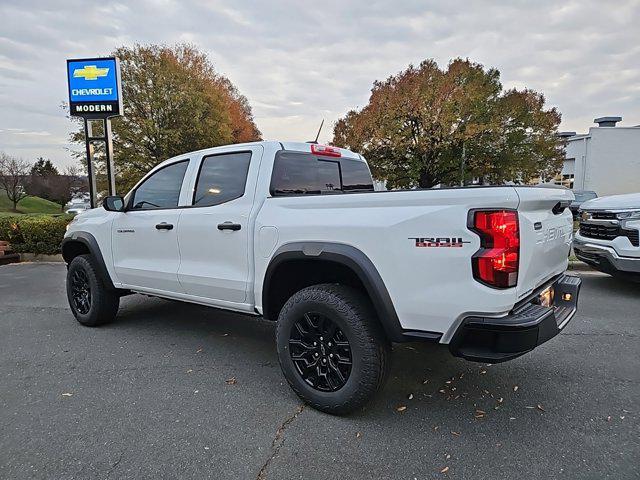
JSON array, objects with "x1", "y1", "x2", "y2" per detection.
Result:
[{"x1": 307, "y1": 119, "x2": 324, "y2": 144}]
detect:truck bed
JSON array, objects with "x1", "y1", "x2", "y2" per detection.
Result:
[{"x1": 255, "y1": 185, "x2": 574, "y2": 341}]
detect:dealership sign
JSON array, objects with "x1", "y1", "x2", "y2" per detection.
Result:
[{"x1": 67, "y1": 57, "x2": 123, "y2": 117}]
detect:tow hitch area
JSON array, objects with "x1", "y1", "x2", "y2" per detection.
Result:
[{"x1": 449, "y1": 274, "x2": 582, "y2": 363}]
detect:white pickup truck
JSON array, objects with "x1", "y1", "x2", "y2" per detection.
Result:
[
  {"x1": 63, "y1": 141, "x2": 581, "y2": 414},
  {"x1": 574, "y1": 192, "x2": 640, "y2": 280}
]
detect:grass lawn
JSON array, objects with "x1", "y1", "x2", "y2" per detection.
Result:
[{"x1": 0, "y1": 189, "x2": 63, "y2": 215}]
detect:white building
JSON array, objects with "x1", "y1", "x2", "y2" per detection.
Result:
[{"x1": 558, "y1": 117, "x2": 640, "y2": 196}]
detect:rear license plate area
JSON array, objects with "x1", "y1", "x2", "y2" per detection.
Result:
[{"x1": 538, "y1": 286, "x2": 555, "y2": 308}]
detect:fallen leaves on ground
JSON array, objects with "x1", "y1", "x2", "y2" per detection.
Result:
[
  {"x1": 440, "y1": 466, "x2": 450, "y2": 473},
  {"x1": 225, "y1": 376, "x2": 237, "y2": 385},
  {"x1": 408, "y1": 393, "x2": 414, "y2": 400},
  {"x1": 356, "y1": 431, "x2": 362, "y2": 438},
  {"x1": 513, "y1": 385, "x2": 519, "y2": 392},
  {"x1": 536, "y1": 404, "x2": 545, "y2": 412},
  {"x1": 196, "y1": 348, "x2": 203, "y2": 353},
  {"x1": 451, "y1": 431, "x2": 460, "y2": 436},
  {"x1": 396, "y1": 405, "x2": 407, "y2": 413}
]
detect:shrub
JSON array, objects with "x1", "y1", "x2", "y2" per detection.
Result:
[
  {"x1": 0, "y1": 214, "x2": 73, "y2": 255},
  {"x1": 0, "y1": 216, "x2": 23, "y2": 245}
]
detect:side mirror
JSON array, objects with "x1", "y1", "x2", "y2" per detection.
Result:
[{"x1": 103, "y1": 196, "x2": 125, "y2": 212}]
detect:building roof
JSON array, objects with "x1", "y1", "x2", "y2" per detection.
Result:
[{"x1": 594, "y1": 116, "x2": 622, "y2": 127}]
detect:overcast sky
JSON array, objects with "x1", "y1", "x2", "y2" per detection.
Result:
[{"x1": 0, "y1": 0, "x2": 638, "y2": 169}]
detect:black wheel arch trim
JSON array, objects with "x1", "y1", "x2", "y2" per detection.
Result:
[
  {"x1": 262, "y1": 242, "x2": 440, "y2": 343},
  {"x1": 61, "y1": 232, "x2": 116, "y2": 290}
]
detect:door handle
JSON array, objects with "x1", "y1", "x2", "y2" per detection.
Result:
[
  {"x1": 155, "y1": 222, "x2": 174, "y2": 230},
  {"x1": 217, "y1": 221, "x2": 241, "y2": 231}
]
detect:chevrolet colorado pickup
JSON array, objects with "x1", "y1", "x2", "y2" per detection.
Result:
[
  {"x1": 574, "y1": 192, "x2": 640, "y2": 280},
  {"x1": 63, "y1": 141, "x2": 581, "y2": 414}
]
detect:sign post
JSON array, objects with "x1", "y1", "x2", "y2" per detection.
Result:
[
  {"x1": 67, "y1": 57, "x2": 123, "y2": 208},
  {"x1": 83, "y1": 120, "x2": 98, "y2": 208}
]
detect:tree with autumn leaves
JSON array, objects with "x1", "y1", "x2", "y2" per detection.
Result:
[
  {"x1": 333, "y1": 59, "x2": 564, "y2": 188},
  {"x1": 70, "y1": 44, "x2": 261, "y2": 192},
  {"x1": 69, "y1": 50, "x2": 562, "y2": 192}
]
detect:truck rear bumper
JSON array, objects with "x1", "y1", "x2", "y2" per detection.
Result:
[
  {"x1": 449, "y1": 274, "x2": 581, "y2": 363},
  {"x1": 573, "y1": 237, "x2": 640, "y2": 275}
]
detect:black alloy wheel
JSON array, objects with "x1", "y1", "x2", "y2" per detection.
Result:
[
  {"x1": 70, "y1": 268, "x2": 92, "y2": 315},
  {"x1": 276, "y1": 284, "x2": 390, "y2": 415},
  {"x1": 289, "y1": 311, "x2": 353, "y2": 392},
  {"x1": 66, "y1": 254, "x2": 120, "y2": 326}
]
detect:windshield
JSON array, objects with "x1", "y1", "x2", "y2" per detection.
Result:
[{"x1": 574, "y1": 191, "x2": 597, "y2": 201}]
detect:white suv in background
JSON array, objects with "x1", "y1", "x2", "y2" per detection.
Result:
[{"x1": 574, "y1": 192, "x2": 640, "y2": 280}]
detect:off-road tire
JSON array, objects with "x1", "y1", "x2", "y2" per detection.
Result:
[
  {"x1": 66, "y1": 254, "x2": 119, "y2": 327},
  {"x1": 276, "y1": 283, "x2": 390, "y2": 415}
]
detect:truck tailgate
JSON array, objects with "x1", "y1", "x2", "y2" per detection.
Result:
[{"x1": 514, "y1": 187, "x2": 574, "y2": 300}]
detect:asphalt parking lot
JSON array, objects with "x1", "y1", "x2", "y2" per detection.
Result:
[{"x1": 0, "y1": 263, "x2": 638, "y2": 479}]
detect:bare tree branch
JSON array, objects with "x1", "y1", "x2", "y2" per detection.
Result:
[{"x1": 0, "y1": 152, "x2": 32, "y2": 211}]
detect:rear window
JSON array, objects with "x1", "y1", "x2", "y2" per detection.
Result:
[
  {"x1": 340, "y1": 158, "x2": 374, "y2": 192},
  {"x1": 270, "y1": 151, "x2": 374, "y2": 196}
]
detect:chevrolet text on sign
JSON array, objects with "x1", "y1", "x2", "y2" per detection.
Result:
[{"x1": 67, "y1": 57, "x2": 123, "y2": 117}]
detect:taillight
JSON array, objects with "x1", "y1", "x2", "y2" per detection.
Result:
[
  {"x1": 310, "y1": 144, "x2": 341, "y2": 157},
  {"x1": 470, "y1": 210, "x2": 519, "y2": 288}
]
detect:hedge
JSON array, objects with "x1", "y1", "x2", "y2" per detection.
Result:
[{"x1": 0, "y1": 214, "x2": 73, "y2": 255}]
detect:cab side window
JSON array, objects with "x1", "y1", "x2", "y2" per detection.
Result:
[
  {"x1": 130, "y1": 160, "x2": 189, "y2": 210},
  {"x1": 192, "y1": 152, "x2": 252, "y2": 207}
]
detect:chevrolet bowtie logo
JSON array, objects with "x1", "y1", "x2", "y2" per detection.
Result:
[{"x1": 73, "y1": 65, "x2": 109, "y2": 81}]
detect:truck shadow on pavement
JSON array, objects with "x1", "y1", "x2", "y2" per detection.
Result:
[{"x1": 107, "y1": 294, "x2": 566, "y2": 421}]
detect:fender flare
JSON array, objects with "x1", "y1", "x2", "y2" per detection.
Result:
[
  {"x1": 61, "y1": 232, "x2": 116, "y2": 290},
  {"x1": 262, "y1": 242, "x2": 407, "y2": 342}
]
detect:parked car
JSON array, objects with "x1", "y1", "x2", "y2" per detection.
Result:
[
  {"x1": 569, "y1": 190, "x2": 598, "y2": 218},
  {"x1": 574, "y1": 192, "x2": 640, "y2": 280},
  {"x1": 65, "y1": 202, "x2": 90, "y2": 215},
  {"x1": 62, "y1": 141, "x2": 581, "y2": 414}
]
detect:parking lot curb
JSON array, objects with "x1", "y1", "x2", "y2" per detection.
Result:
[{"x1": 19, "y1": 253, "x2": 64, "y2": 263}]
